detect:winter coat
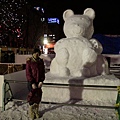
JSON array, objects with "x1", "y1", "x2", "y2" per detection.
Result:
[
  {"x1": 27, "y1": 88, "x2": 42, "y2": 104},
  {"x1": 26, "y1": 57, "x2": 45, "y2": 84}
]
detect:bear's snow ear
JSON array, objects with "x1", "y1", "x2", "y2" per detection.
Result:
[
  {"x1": 63, "y1": 9, "x2": 74, "y2": 21},
  {"x1": 83, "y1": 8, "x2": 95, "y2": 20}
]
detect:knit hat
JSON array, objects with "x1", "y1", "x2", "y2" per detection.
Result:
[{"x1": 32, "y1": 48, "x2": 41, "y2": 55}]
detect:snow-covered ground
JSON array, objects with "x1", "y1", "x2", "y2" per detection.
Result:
[{"x1": 0, "y1": 100, "x2": 118, "y2": 120}]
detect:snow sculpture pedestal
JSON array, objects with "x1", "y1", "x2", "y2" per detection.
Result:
[{"x1": 42, "y1": 72, "x2": 120, "y2": 105}]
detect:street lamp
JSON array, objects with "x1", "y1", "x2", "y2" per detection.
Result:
[{"x1": 43, "y1": 38, "x2": 48, "y2": 44}]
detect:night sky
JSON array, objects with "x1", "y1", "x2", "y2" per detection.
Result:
[
  {"x1": 1, "y1": 0, "x2": 120, "y2": 48},
  {"x1": 33, "y1": 0, "x2": 120, "y2": 35}
]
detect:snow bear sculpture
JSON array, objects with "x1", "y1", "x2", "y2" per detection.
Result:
[{"x1": 50, "y1": 8, "x2": 109, "y2": 77}]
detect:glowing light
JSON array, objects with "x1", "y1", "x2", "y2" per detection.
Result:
[
  {"x1": 43, "y1": 38, "x2": 48, "y2": 44},
  {"x1": 48, "y1": 18, "x2": 60, "y2": 24},
  {"x1": 45, "y1": 43, "x2": 55, "y2": 48},
  {"x1": 34, "y1": 7, "x2": 44, "y2": 13}
]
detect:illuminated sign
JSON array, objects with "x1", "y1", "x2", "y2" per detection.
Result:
[{"x1": 48, "y1": 18, "x2": 59, "y2": 24}]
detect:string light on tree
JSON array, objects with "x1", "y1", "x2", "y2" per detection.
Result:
[{"x1": 0, "y1": 0, "x2": 28, "y2": 45}]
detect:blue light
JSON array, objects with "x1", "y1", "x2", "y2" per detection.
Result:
[
  {"x1": 34, "y1": 7, "x2": 44, "y2": 13},
  {"x1": 48, "y1": 18, "x2": 59, "y2": 24}
]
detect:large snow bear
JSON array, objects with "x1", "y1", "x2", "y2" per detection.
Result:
[{"x1": 50, "y1": 8, "x2": 109, "y2": 77}]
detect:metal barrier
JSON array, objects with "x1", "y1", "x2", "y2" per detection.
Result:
[
  {"x1": 116, "y1": 86, "x2": 120, "y2": 120},
  {"x1": 0, "y1": 63, "x2": 24, "y2": 74},
  {"x1": 2, "y1": 81, "x2": 14, "y2": 111},
  {"x1": 2, "y1": 79, "x2": 120, "y2": 120}
]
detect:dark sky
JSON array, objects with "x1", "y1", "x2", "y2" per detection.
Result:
[{"x1": 32, "y1": 0, "x2": 120, "y2": 35}]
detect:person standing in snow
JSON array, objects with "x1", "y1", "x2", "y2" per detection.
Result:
[{"x1": 26, "y1": 48, "x2": 45, "y2": 120}]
